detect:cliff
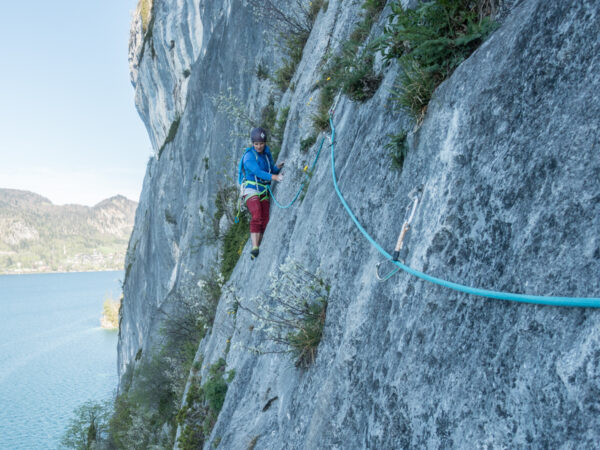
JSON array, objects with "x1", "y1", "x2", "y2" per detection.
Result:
[{"x1": 119, "y1": 0, "x2": 600, "y2": 447}]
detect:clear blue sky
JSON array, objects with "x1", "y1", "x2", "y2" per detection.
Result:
[{"x1": 0, "y1": 0, "x2": 151, "y2": 206}]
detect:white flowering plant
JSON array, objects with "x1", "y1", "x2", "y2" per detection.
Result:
[{"x1": 234, "y1": 259, "x2": 329, "y2": 368}]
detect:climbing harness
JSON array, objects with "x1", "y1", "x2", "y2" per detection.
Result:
[
  {"x1": 243, "y1": 180, "x2": 270, "y2": 201},
  {"x1": 375, "y1": 185, "x2": 423, "y2": 282},
  {"x1": 233, "y1": 180, "x2": 270, "y2": 224},
  {"x1": 328, "y1": 112, "x2": 600, "y2": 307}
]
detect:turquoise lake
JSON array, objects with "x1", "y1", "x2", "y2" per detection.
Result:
[{"x1": 0, "y1": 271, "x2": 121, "y2": 449}]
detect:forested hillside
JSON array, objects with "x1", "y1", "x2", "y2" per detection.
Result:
[{"x1": 0, "y1": 189, "x2": 137, "y2": 273}]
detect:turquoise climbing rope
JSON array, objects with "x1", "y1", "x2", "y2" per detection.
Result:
[
  {"x1": 328, "y1": 115, "x2": 600, "y2": 307},
  {"x1": 267, "y1": 137, "x2": 326, "y2": 209}
]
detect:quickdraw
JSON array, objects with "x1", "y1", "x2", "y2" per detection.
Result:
[{"x1": 375, "y1": 185, "x2": 423, "y2": 281}]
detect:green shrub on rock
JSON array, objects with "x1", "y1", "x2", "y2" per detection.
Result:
[
  {"x1": 177, "y1": 358, "x2": 236, "y2": 450},
  {"x1": 381, "y1": 0, "x2": 498, "y2": 120}
]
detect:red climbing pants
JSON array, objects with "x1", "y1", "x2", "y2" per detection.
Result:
[{"x1": 246, "y1": 195, "x2": 270, "y2": 233}]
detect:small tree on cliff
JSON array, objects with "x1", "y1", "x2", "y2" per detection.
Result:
[{"x1": 61, "y1": 400, "x2": 111, "y2": 449}]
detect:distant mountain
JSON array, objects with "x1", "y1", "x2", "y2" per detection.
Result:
[{"x1": 0, "y1": 189, "x2": 137, "y2": 274}]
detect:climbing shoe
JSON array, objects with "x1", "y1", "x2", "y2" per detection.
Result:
[{"x1": 250, "y1": 247, "x2": 260, "y2": 260}]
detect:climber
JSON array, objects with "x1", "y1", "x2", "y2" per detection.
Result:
[{"x1": 238, "y1": 127, "x2": 284, "y2": 259}]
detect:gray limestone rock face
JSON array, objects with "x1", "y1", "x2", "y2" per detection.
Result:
[
  {"x1": 121, "y1": 0, "x2": 600, "y2": 448},
  {"x1": 119, "y1": 0, "x2": 282, "y2": 386}
]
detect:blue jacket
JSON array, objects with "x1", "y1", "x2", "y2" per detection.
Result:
[{"x1": 240, "y1": 146, "x2": 280, "y2": 194}]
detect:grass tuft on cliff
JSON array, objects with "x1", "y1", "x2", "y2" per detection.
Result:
[
  {"x1": 313, "y1": 0, "x2": 386, "y2": 130},
  {"x1": 381, "y1": 0, "x2": 498, "y2": 121},
  {"x1": 138, "y1": 0, "x2": 153, "y2": 33}
]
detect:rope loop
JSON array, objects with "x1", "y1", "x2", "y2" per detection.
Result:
[{"x1": 268, "y1": 136, "x2": 327, "y2": 209}]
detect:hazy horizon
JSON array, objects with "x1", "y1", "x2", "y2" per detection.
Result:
[{"x1": 0, "y1": 186, "x2": 138, "y2": 207}]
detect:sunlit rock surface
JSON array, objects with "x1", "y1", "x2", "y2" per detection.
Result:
[{"x1": 120, "y1": 0, "x2": 600, "y2": 447}]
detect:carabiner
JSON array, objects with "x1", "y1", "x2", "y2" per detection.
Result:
[{"x1": 375, "y1": 260, "x2": 401, "y2": 281}]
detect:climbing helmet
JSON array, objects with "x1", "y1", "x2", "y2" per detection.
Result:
[{"x1": 251, "y1": 127, "x2": 267, "y2": 143}]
